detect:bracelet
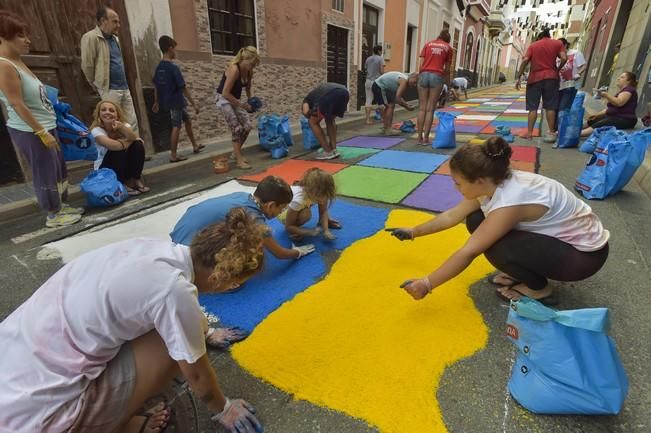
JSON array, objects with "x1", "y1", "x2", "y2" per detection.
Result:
[
  {"x1": 34, "y1": 128, "x2": 48, "y2": 137},
  {"x1": 421, "y1": 277, "x2": 433, "y2": 293},
  {"x1": 210, "y1": 398, "x2": 231, "y2": 422}
]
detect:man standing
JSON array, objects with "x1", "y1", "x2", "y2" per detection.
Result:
[
  {"x1": 515, "y1": 29, "x2": 567, "y2": 141},
  {"x1": 557, "y1": 37, "x2": 586, "y2": 112},
  {"x1": 364, "y1": 45, "x2": 385, "y2": 124},
  {"x1": 81, "y1": 6, "x2": 138, "y2": 133}
]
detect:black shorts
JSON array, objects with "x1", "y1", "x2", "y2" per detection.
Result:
[
  {"x1": 587, "y1": 115, "x2": 637, "y2": 130},
  {"x1": 317, "y1": 87, "x2": 350, "y2": 119},
  {"x1": 526, "y1": 79, "x2": 560, "y2": 111},
  {"x1": 372, "y1": 82, "x2": 396, "y2": 106}
]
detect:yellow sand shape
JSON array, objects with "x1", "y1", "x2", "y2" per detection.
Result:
[
  {"x1": 233, "y1": 209, "x2": 493, "y2": 433},
  {"x1": 469, "y1": 138, "x2": 487, "y2": 145}
]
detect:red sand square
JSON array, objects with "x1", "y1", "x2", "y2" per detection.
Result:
[
  {"x1": 239, "y1": 159, "x2": 347, "y2": 184},
  {"x1": 510, "y1": 146, "x2": 538, "y2": 163},
  {"x1": 436, "y1": 156, "x2": 536, "y2": 175}
]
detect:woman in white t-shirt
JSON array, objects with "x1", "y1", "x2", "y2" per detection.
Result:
[
  {"x1": 0, "y1": 208, "x2": 265, "y2": 433},
  {"x1": 90, "y1": 100, "x2": 149, "y2": 196},
  {"x1": 387, "y1": 137, "x2": 609, "y2": 303}
]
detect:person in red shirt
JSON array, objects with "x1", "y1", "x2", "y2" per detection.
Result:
[
  {"x1": 515, "y1": 29, "x2": 567, "y2": 141},
  {"x1": 416, "y1": 29, "x2": 452, "y2": 145}
]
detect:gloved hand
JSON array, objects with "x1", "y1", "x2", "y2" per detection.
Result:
[
  {"x1": 212, "y1": 398, "x2": 263, "y2": 433},
  {"x1": 205, "y1": 326, "x2": 249, "y2": 350},
  {"x1": 385, "y1": 227, "x2": 414, "y2": 241},
  {"x1": 292, "y1": 243, "x2": 315, "y2": 259},
  {"x1": 400, "y1": 278, "x2": 432, "y2": 300}
]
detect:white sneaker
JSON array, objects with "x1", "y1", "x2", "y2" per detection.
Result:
[
  {"x1": 60, "y1": 203, "x2": 85, "y2": 215},
  {"x1": 315, "y1": 151, "x2": 340, "y2": 160},
  {"x1": 543, "y1": 134, "x2": 556, "y2": 143},
  {"x1": 46, "y1": 212, "x2": 82, "y2": 228}
]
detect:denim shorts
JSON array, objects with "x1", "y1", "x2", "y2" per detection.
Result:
[
  {"x1": 418, "y1": 71, "x2": 445, "y2": 88},
  {"x1": 170, "y1": 107, "x2": 190, "y2": 128}
]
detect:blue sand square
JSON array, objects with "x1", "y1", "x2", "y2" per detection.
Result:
[
  {"x1": 337, "y1": 136, "x2": 405, "y2": 149},
  {"x1": 199, "y1": 200, "x2": 389, "y2": 332},
  {"x1": 358, "y1": 150, "x2": 449, "y2": 173}
]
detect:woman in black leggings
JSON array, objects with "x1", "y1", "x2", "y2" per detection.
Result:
[
  {"x1": 581, "y1": 71, "x2": 639, "y2": 137},
  {"x1": 387, "y1": 136, "x2": 610, "y2": 302}
]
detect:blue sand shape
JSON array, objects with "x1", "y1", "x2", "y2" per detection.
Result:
[
  {"x1": 358, "y1": 149, "x2": 449, "y2": 173},
  {"x1": 199, "y1": 199, "x2": 389, "y2": 332}
]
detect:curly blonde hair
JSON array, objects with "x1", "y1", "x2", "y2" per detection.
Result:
[
  {"x1": 89, "y1": 100, "x2": 126, "y2": 130},
  {"x1": 299, "y1": 168, "x2": 336, "y2": 204},
  {"x1": 190, "y1": 207, "x2": 265, "y2": 285}
]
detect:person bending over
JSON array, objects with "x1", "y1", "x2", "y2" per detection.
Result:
[
  {"x1": 0, "y1": 208, "x2": 266, "y2": 433},
  {"x1": 302, "y1": 82, "x2": 350, "y2": 160},
  {"x1": 279, "y1": 168, "x2": 341, "y2": 241},
  {"x1": 388, "y1": 136, "x2": 609, "y2": 304},
  {"x1": 372, "y1": 71, "x2": 418, "y2": 135}
]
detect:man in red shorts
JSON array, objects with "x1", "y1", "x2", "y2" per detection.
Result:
[{"x1": 516, "y1": 29, "x2": 567, "y2": 141}]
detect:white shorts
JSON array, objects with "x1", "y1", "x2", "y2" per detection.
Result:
[{"x1": 365, "y1": 79, "x2": 374, "y2": 106}]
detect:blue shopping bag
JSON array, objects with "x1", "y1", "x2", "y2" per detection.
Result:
[
  {"x1": 557, "y1": 93, "x2": 585, "y2": 148},
  {"x1": 576, "y1": 128, "x2": 650, "y2": 199},
  {"x1": 300, "y1": 117, "x2": 320, "y2": 150},
  {"x1": 432, "y1": 111, "x2": 457, "y2": 149},
  {"x1": 46, "y1": 85, "x2": 98, "y2": 161},
  {"x1": 579, "y1": 126, "x2": 621, "y2": 154},
  {"x1": 80, "y1": 168, "x2": 128, "y2": 208},
  {"x1": 506, "y1": 298, "x2": 628, "y2": 415},
  {"x1": 258, "y1": 114, "x2": 293, "y2": 150}
]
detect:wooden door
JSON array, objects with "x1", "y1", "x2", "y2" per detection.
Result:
[{"x1": 327, "y1": 25, "x2": 348, "y2": 86}]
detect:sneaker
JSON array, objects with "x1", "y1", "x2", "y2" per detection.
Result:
[
  {"x1": 315, "y1": 151, "x2": 340, "y2": 160},
  {"x1": 384, "y1": 129, "x2": 402, "y2": 136},
  {"x1": 60, "y1": 203, "x2": 85, "y2": 215},
  {"x1": 46, "y1": 212, "x2": 82, "y2": 228},
  {"x1": 543, "y1": 134, "x2": 556, "y2": 143}
]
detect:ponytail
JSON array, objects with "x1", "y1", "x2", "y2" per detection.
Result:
[{"x1": 449, "y1": 136, "x2": 512, "y2": 183}]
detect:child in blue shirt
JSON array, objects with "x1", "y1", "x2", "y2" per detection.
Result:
[
  {"x1": 152, "y1": 35, "x2": 204, "y2": 162},
  {"x1": 171, "y1": 176, "x2": 315, "y2": 259}
]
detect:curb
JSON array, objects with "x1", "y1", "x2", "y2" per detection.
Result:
[{"x1": 0, "y1": 84, "x2": 502, "y2": 222}]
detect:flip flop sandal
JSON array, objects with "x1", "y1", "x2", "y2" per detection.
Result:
[
  {"x1": 126, "y1": 187, "x2": 141, "y2": 197},
  {"x1": 169, "y1": 155, "x2": 188, "y2": 163},
  {"x1": 495, "y1": 286, "x2": 520, "y2": 303},
  {"x1": 193, "y1": 144, "x2": 206, "y2": 154},
  {"x1": 236, "y1": 161, "x2": 253, "y2": 170},
  {"x1": 138, "y1": 403, "x2": 170, "y2": 433},
  {"x1": 135, "y1": 185, "x2": 150, "y2": 193},
  {"x1": 486, "y1": 273, "x2": 520, "y2": 286},
  {"x1": 213, "y1": 158, "x2": 230, "y2": 174}
]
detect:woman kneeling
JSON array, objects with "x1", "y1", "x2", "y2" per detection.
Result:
[
  {"x1": 0, "y1": 208, "x2": 266, "y2": 433},
  {"x1": 389, "y1": 136, "x2": 609, "y2": 303}
]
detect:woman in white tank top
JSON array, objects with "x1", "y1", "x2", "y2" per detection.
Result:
[{"x1": 387, "y1": 136, "x2": 609, "y2": 304}]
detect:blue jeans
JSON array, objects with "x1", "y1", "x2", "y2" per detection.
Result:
[{"x1": 558, "y1": 87, "x2": 578, "y2": 111}]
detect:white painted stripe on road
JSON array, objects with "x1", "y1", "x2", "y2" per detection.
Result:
[
  {"x1": 11, "y1": 184, "x2": 195, "y2": 245},
  {"x1": 457, "y1": 114, "x2": 498, "y2": 121},
  {"x1": 504, "y1": 109, "x2": 529, "y2": 113},
  {"x1": 40, "y1": 180, "x2": 254, "y2": 263}
]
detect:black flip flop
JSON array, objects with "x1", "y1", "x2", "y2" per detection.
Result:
[
  {"x1": 193, "y1": 144, "x2": 206, "y2": 154},
  {"x1": 328, "y1": 219, "x2": 342, "y2": 230},
  {"x1": 487, "y1": 273, "x2": 520, "y2": 286}
]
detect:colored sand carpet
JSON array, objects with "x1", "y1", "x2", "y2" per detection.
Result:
[
  {"x1": 200, "y1": 199, "x2": 389, "y2": 332},
  {"x1": 240, "y1": 159, "x2": 347, "y2": 184},
  {"x1": 233, "y1": 209, "x2": 493, "y2": 433},
  {"x1": 358, "y1": 150, "x2": 449, "y2": 173},
  {"x1": 334, "y1": 166, "x2": 428, "y2": 204},
  {"x1": 338, "y1": 136, "x2": 405, "y2": 149}
]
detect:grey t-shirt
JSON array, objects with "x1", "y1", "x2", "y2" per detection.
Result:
[
  {"x1": 365, "y1": 54, "x2": 384, "y2": 81},
  {"x1": 375, "y1": 71, "x2": 408, "y2": 93}
]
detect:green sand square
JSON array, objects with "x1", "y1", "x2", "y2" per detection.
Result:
[
  {"x1": 335, "y1": 146, "x2": 381, "y2": 159},
  {"x1": 334, "y1": 166, "x2": 428, "y2": 204},
  {"x1": 496, "y1": 115, "x2": 530, "y2": 121}
]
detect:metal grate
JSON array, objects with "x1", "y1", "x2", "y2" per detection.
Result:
[{"x1": 207, "y1": 0, "x2": 257, "y2": 55}]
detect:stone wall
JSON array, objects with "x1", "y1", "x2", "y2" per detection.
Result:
[{"x1": 170, "y1": 0, "x2": 358, "y2": 148}]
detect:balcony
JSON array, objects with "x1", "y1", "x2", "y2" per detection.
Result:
[{"x1": 487, "y1": 10, "x2": 506, "y2": 37}]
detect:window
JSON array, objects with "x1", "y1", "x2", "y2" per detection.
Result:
[
  {"x1": 207, "y1": 0, "x2": 256, "y2": 55},
  {"x1": 332, "y1": 0, "x2": 344, "y2": 12},
  {"x1": 464, "y1": 32, "x2": 474, "y2": 69}
]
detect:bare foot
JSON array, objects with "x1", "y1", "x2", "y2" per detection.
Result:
[
  {"x1": 519, "y1": 132, "x2": 532, "y2": 140},
  {"x1": 126, "y1": 402, "x2": 169, "y2": 433},
  {"x1": 488, "y1": 273, "x2": 519, "y2": 286},
  {"x1": 496, "y1": 286, "x2": 523, "y2": 301},
  {"x1": 510, "y1": 283, "x2": 553, "y2": 300}
]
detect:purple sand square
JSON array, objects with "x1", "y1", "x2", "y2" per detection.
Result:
[
  {"x1": 402, "y1": 174, "x2": 463, "y2": 212},
  {"x1": 338, "y1": 136, "x2": 405, "y2": 149},
  {"x1": 456, "y1": 124, "x2": 485, "y2": 133}
]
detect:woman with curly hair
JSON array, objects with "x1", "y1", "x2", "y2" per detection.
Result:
[{"x1": 0, "y1": 208, "x2": 266, "y2": 433}]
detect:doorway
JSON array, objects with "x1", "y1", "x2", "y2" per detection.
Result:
[
  {"x1": 327, "y1": 25, "x2": 349, "y2": 86},
  {"x1": 405, "y1": 25, "x2": 416, "y2": 72}
]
